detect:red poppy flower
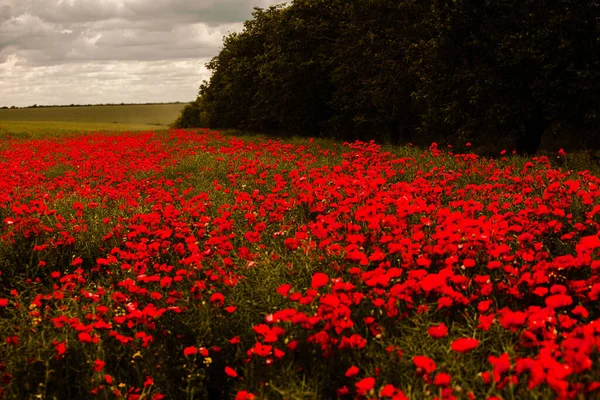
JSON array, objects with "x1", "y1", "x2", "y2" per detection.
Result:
[
  {"x1": 572, "y1": 305, "x2": 589, "y2": 318},
  {"x1": 144, "y1": 375, "x2": 154, "y2": 388},
  {"x1": 488, "y1": 353, "x2": 510, "y2": 382},
  {"x1": 545, "y1": 294, "x2": 572, "y2": 309},
  {"x1": 54, "y1": 341, "x2": 67, "y2": 359},
  {"x1": 421, "y1": 273, "x2": 446, "y2": 292},
  {"x1": 311, "y1": 272, "x2": 329, "y2": 289},
  {"x1": 252, "y1": 342, "x2": 272, "y2": 357},
  {"x1": 277, "y1": 283, "x2": 292, "y2": 297},
  {"x1": 234, "y1": 391, "x2": 256, "y2": 400},
  {"x1": 71, "y1": 257, "x2": 83, "y2": 266},
  {"x1": 413, "y1": 355, "x2": 436, "y2": 374},
  {"x1": 225, "y1": 305, "x2": 237, "y2": 313},
  {"x1": 93, "y1": 359, "x2": 105, "y2": 372},
  {"x1": 463, "y1": 258, "x2": 476, "y2": 268},
  {"x1": 225, "y1": 366, "x2": 238, "y2": 378},
  {"x1": 336, "y1": 386, "x2": 350, "y2": 397},
  {"x1": 380, "y1": 384, "x2": 396, "y2": 397},
  {"x1": 345, "y1": 365, "x2": 359, "y2": 377},
  {"x1": 210, "y1": 292, "x2": 225, "y2": 306},
  {"x1": 451, "y1": 338, "x2": 479, "y2": 353},
  {"x1": 428, "y1": 323, "x2": 448, "y2": 339},
  {"x1": 183, "y1": 346, "x2": 197, "y2": 357},
  {"x1": 355, "y1": 377, "x2": 375, "y2": 395},
  {"x1": 434, "y1": 372, "x2": 451, "y2": 387}
]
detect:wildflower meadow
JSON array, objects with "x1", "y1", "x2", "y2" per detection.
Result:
[{"x1": 1, "y1": 129, "x2": 599, "y2": 399}]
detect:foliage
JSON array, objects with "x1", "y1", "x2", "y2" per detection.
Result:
[
  {"x1": 170, "y1": 99, "x2": 206, "y2": 129},
  {"x1": 409, "y1": 0, "x2": 600, "y2": 153},
  {"x1": 176, "y1": 0, "x2": 600, "y2": 153}
]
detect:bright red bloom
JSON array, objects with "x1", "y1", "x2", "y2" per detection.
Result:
[
  {"x1": 144, "y1": 375, "x2": 154, "y2": 388},
  {"x1": 72, "y1": 257, "x2": 83, "y2": 266},
  {"x1": 198, "y1": 347, "x2": 209, "y2": 357},
  {"x1": 78, "y1": 332, "x2": 94, "y2": 343},
  {"x1": 252, "y1": 342, "x2": 272, "y2": 357},
  {"x1": 451, "y1": 338, "x2": 479, "y2": 353},
  {"x1": 478, "y1": 314, "x2": 495, "y2": 331},
  {"x1": 355, "y1": 377, "x2": 375, "y2": 395},
  {"x1": 311, "y1": 272, "x2": 329, "y2": 289},
  {"x1": 277, "y1": 283, "x2": 292, "y2": 297},
  {"x1": 54, "y1": 341, "x2": 66, "y2": 359},
  {"x1": 427, "y1": 323, "x2": 448, "y2": 339},
  {"x1": 380, "y1": 384, "x2": 396, "y2": 397},
  {"x1": 463, "y1": 258, "x2": 476, "y2": 268},
  {"x1": 545, "y1": 294, "x2": 572, "y2": 309},
  {"x1": 499, "y1": 309, "x2": 528, "y2": 329},
  {"x1": 225, "y1": 305, "x2": 237, "y2": 313},
  {"x1": 210, "y1": 292, "x2": 225, "y2": 306},
  {"x1": 434, "y1": 372, "x2": 451, "y2": 387},
  {"x1": 345, "y1": 365, "x2": 359, "y2": 377},
  {"x1": 244, "y1": 231, "x2": 261, "y2": 243},
  {"x1": 420, "y1": 273, "x2": 446, "y2": 292},
  {"x1": 225, "y1": 366, "x2": 238, "y2": 378},
  {"x1": 93, "y1": 359, "x2": 105, "y2": 372},
  {"x1": 488, "y1": 353, "x2": 510, "y2": 383},
  {"x1": 234, "y1": 391, "x2": 256, "y2": 400},
  {"x1": 413, "y1": 355, "x2": 436, "y2": 374},
  {"x1": 183, "y1": 346, "x2": 197, "y2": 357},
  {"x1": 572, "y1": 305, "x2": 589, "y2": 318}
]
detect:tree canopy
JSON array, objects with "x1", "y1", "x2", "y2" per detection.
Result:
[{"x1": 175, "y1": 0, "x2": 599, "y2": 153}]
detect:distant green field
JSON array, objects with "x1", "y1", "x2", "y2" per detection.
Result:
[
  {"x1": 0, "y1": 103, "x2": 185, "y2": 125},
  {"x1": 0, "y1": 121, "x2": 172, "y2": 140},
  {"x1": 0, "y1": 103, "x2": 186, "y2": 138}
]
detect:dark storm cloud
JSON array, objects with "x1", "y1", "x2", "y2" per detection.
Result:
[{"x1": 0, "y1": 0, "x2": 283, "y2": 107}]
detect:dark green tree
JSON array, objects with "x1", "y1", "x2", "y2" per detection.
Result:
[
  {"x1": 197, "y1": 9, "x2": 272, "y2": 130},
  {"x1": 409, "y1": 0, "x2": 600, "y2": 153},
  {"x1": 245, "y1": 1, "x2": 335, "y2": 135},
  {"x1": 175, "y1": 0, "x2": 599, "y2": 152},
  {"x1": 323, "y1": 0, "x2": 421, "y2": 143}
]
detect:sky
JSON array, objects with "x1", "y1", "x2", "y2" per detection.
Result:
[{"x1": 0, "y1": 0, "x2": 283, "y2": 107}]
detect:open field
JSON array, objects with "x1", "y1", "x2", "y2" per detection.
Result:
[
  {"x1": 0, "y1": 104, "x2": 186, "y2": 125},
  {"x1": 1, "y1": 129, "x2": 600, "y2": 399},
  {"x1": 0, "y1": 104, "x2": 186, "y2": 139},
  {"x1": 0, "y1": 121, "x2": 170, "y2": 140}
]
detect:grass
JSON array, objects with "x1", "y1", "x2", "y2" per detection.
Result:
[
  {"x1": 0, "y1": 121, "x2": 169, "y2": 140},
  {"x1": 0, "y1": 103, "x2": 186, "y2": 140},
  {"x1": 0, "y1": 104, "x2": 185, "y2": 126}
]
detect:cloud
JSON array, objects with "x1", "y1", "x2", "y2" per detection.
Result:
[
  {"x1": 0, "y1": 57, "x2": 211, "y2": 106},
  {"x1": 0, "y1": 0, "x2": 284, "y2": 107}
]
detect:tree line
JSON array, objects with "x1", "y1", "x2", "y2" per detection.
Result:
[{"x1": 174, "y1": 0, "x2": 599, "y2": 153}]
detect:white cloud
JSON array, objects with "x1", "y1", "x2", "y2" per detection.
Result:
[
  {"x1": 0, "y1": 0, "x2": 284, "y2": 107},
  {"x1": 0, "y1": 57, "x2": 211, "y2": 106}
]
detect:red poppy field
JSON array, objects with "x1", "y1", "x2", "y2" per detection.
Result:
[{"x1": 1, "y1": 129, "x2": 600, "y2": 399}]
